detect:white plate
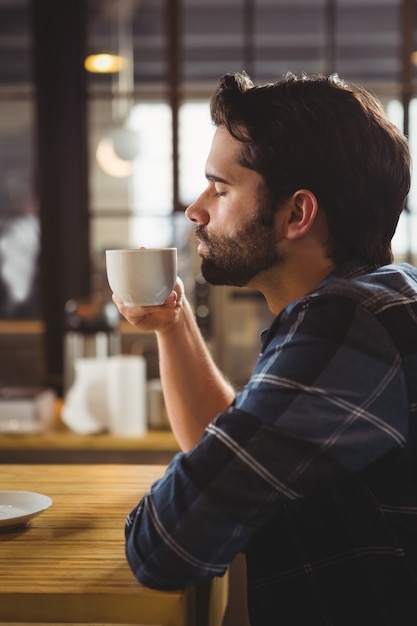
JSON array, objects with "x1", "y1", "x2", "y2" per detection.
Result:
[{"x1": 0, "y1": 491, "x2": 52, "y2": 530}]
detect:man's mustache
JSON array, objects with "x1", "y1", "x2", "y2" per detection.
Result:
[{"x1": 195, "y1": 225, "x2": 210, "y2": 243}]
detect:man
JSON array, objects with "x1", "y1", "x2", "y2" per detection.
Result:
[{"x1": 114, "y1": 72, "x2": 417, "y2": 624}]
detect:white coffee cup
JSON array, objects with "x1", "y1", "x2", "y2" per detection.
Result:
[{"x1": 105, "y1": 248, "x2": 177, "y2": 306}]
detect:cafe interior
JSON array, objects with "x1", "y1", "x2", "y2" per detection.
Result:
[{"x1": 1, "y1": 0, "x2": 417, "y2": 624}]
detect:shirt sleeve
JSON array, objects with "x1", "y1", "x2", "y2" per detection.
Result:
[{"x1": 125, "y1": 291, "x2": 409, "y2": 589}]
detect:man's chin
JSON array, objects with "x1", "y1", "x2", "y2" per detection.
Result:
[
  {"x1": 201, "y1": 260, "x2": 226, "y2": 286},
  {"x1": 201, "y1": 261, "x2": 249, "y2": 288}
]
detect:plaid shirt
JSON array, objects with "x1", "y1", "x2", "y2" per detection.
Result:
[{"x1": 125, "y1": 261, "x2": 417, "y2": 625}]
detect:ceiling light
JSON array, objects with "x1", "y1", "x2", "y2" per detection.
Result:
[
  {"x1": 96, "y1": 128, "x2": 140, "y2": 178},
  {"x1": 96, "y1": 137, "x2": 134, "y2": 178},
  {"x1": 84, "y1": 53, "x2": 128, "y2": 74}
]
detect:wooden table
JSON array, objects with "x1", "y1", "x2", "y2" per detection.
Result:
[{"x1": 0, "y1": 464, "x2": 228, "y2": 626}]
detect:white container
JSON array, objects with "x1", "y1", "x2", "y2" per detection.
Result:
[
  {"x1": 106, "y1": 355, "x2": 147, "y2": 436},
  {"x1": 62, "y1": 358, "x2": 109, "y2": 434}
]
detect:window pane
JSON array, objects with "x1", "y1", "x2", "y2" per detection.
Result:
[
  {"x1": 179, "y1": 101, "x2": 214, "y2": 206},
  {"x1": 387, "y1": 99, "x2": 417, "y2": 260},
  {"x1": 130, "y1": 103, "x2": 172, "y2": 215},
  {"x1": 0, "y1": 0, "x2": 38, "y2": 319}
]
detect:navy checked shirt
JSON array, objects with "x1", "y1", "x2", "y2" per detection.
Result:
[{"x1": 125, "y1": 261, "x2": 417, "y2": 625}]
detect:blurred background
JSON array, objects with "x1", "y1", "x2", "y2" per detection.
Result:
[{"x1": 0, "y1": 0, "x2": 417, "y2": 395}]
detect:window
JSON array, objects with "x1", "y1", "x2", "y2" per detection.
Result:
[{"x1": 0, "y1": 0, "x2": 38, "y2": 319}]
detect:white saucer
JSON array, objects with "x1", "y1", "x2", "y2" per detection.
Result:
[{"x1": 0, "y1": 491, "x2": 52, "y2": 530}]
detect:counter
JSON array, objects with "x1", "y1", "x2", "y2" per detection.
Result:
[
  {"x1": 0, "y1": 464, "x2": 228, "y2": 625},
  {"x1": 0, "y1": 426, "x2": 180, "y2": 464},
  {"x1": 0, "y1": 400, "x2": 180, "y2": 464}
]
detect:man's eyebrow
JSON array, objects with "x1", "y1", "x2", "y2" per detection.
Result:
[{"x1": 205, "y1": 173, "x2": 232, "y2": 185}]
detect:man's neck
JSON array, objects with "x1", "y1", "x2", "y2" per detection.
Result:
[{"x1": 252, "y1": 255, "x2": 336, "y2": 316}]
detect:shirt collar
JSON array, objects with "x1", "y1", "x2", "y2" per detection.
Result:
[{"x1": 260, "y1": 259, "x2": 382, "y2": 348}]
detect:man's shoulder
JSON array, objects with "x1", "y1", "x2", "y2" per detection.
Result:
[
  {"x1": 261, "y1": 263, "x2": 417, "y2": 351},
  {"x1": 312, "y1": 262, "x2": 417, "y2": 311}
]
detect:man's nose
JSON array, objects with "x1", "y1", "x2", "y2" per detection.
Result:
[{"x1": 185, "y1": 194, "x2": 208, "y2": 224}]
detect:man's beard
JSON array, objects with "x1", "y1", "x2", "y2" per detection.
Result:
[{"x1": 196, "y1": 199, "x2": 285, "y2": 287}]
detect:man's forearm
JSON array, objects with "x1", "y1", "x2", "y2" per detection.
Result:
[{"x1": 156, "y1": 298, "x2": 235, "y2": 451}]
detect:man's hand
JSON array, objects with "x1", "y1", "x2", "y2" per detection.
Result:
[{"x1": 112, "y1": 278, "x2": 185, "y2": 335}]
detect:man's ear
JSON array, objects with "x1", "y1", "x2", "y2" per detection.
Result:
[{"x1": 285, "y1": 189, "x2": 319, "y2": 240}]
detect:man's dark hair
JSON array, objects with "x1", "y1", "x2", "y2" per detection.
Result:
[{"x1": 210, "y1": 71, "x2": 411, "y2": 265}]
